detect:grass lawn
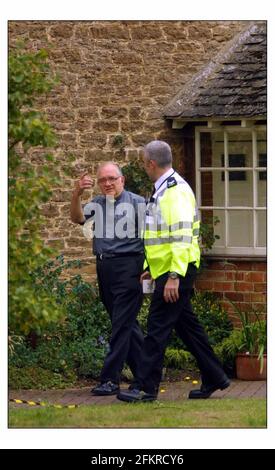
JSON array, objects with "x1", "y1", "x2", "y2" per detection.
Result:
[{"x1": 9, "y1": 398, "x2": 266, "y2": 428}]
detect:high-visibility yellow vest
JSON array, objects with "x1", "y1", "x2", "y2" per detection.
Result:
[{"x1": 143, "y1": 171, "x2": 200, "y2": 279}]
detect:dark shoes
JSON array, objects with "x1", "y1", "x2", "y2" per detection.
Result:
[
  {"x1": 91, "y1": 381, "x2": 119, "y2": 396},
  {"x1": 92, "y1": 378, "x2": 230, "y2": 400},
  {"x1": 117, "y1": 388, "x2": 157, "y2": 403},
  {"x1": 189, "y1": 378, "x2": 230, "y2": 399}
]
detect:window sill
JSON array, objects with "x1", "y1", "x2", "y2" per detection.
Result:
[{"x1": 203, "y1": 254, "x2": 267, "y2": 262}]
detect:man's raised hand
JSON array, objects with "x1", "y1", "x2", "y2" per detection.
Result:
[{"x1": 75, "y1": 172, "x2": 94, "y2": 196}]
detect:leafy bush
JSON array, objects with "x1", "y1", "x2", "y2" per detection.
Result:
[
  {"x1": 214, "y1": 329, "x2": 243, "y2": 368},
  {"x1": 215, "y1": 305, "x2": 267, "y2": 374},
  {"x1": 164, "y1": 348, "x2": 192, "y2": 369},
  {"x1": 230, "y1": 304, "x2": 267, "y2": 356},
  {"x1": 192, "y1": 291, "x2": 233, "y2": 346},
  {"x1": 9, "y1": 365, "x2": 77, "y2": 390},
  {"x1": 122, "y1": 159, "x2": 152, "y2": 197},
  {"x1": 9, "y1": 42, "x2": 65, "y2": 336},
  {"x1": 9, "y1": 257, "x2": 111, "y2": 388}
]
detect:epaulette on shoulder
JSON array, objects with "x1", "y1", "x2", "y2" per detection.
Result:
[{"x1": 166, "y1": 176, "x2": 178, "y2": 189}]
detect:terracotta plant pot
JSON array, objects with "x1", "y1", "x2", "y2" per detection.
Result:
[{"x1": 236, "y1": 353, "x2": 267, "y2": 380}]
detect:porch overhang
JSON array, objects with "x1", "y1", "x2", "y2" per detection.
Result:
[{"x1": 171, "y1": 117, "x2": 267, "y2": 129}]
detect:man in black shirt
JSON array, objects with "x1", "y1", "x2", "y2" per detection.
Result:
[{"x1": 70, "y1": 162, "x2": 145, "y2": 395}]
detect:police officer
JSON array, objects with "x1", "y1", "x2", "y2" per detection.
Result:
[
  {"x1": 117, "y1": 141, "x2": 230, "y2": 402},
  {"x1": 70, "y1": 162, "x2": 145, "y2": 396}
]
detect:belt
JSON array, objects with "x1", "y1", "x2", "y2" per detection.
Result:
[{"x1": 96, "y1": 252, "x2": 143, "y2": 260}]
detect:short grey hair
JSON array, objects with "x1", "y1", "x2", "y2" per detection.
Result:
[
  {"x1": 143, "y1": 140, "x2": 173, "y2": 168},
  {"x1": 96, "y1": 162, "x2": 123, "y2": 176}
]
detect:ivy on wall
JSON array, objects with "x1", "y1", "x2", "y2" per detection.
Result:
[{"x1": 122, "y1": 158, "x2": 152, "y2": 197}]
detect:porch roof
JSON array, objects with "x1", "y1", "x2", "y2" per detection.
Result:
[{"x1": 163, "y1": 22, "x2": 267, "y2": 120}]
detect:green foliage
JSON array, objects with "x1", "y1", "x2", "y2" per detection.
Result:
[
  {"x1": 216, "y1": 303, "x2": 267, "y2": 373},
  {"x1": 164, "y1": 348, "x2": 192, "y2": 369},
  {"x1": 137, "y1": 296, "x2": 151, "y2": 334},
  {"x1": 199, "y1": 216, "x2": 220, "y2": 252},
  {"x1": 122, "y1": 159, "x2": 152, "y2": 197},
  {"x1": 9, "y1": 366, "x2": 76, "y2": 390},
  {"x1": 112, "y1": 134, "x2": 124, "y2": 147},
  {"x1": 8, "y1": 334, "x2": 24, "y2": 356},
  {"x1": 191, "y1": 291, "x2": 233, "y2": 346},
  {"x1": 9, "y1": 43, "x2": 57, "y2": 153},
  {"x1": 8, "y1": 42, "x2": 64, "y2": 335},
  {"x1": 10, "y1": 257, "x2": 112, "y2": 388},
  {"x1": 214, "y1": 329, "x2": 243, "y2": 367},
  {"x1": 231, "y1": 305, "x2": 267, "y2": 356}
]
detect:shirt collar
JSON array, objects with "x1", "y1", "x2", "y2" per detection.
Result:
[
  {"x1": 114, "y1": 189, "x2": 125, "y2": 202},
  {"x1": 104, "y1": 189, "x2": 125, "y2": 204},
  {"x1": 154, "y1": 168, "x2": 174, "y2": 192}
]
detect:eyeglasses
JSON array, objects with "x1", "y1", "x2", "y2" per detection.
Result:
[{"x1": 97, "y1": 176, "x2": 122, "y2": 185}]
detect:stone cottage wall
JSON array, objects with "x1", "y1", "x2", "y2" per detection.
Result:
[{"x1": 10, "y1": 19, "x2": 265, "y2": 305}]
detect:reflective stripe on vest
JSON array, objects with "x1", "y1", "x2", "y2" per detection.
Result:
[{"x1": 144, "y1": 235, "x2": 193, "y2": 246}]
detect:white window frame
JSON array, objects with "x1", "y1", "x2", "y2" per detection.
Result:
[{"x1": 195, "y1": 124, "x2": 267, "y2": 256}]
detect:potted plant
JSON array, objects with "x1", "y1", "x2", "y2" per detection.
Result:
[
  {"x1": 216, "y1": 304, "x2": 267, "y2": 380},
  {"x1": 235, "y1": 308, "x2": 266, "y2": 380}
]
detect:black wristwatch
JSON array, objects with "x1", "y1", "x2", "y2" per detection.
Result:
[{"x1": 168, "y1": 272, "x2": 179, "y2": 279}]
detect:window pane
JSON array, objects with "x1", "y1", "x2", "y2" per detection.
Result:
[
  {"x1": 257, "y1": 172, "x2": 267, "y2": 207},
  {"x1": 257, "y1": 129, "x2": 267, "y2": 167},
  {"x1": 228, "y1": 210, "x2": 253, "y2": 247},
  {"x1": 201, "y1": 171, "x2": 225, "y2": 206},
  {"x1": 228, "y1": 170, "x2": 253, "y2": 207},
  {"x1": 200, "y1": 131, "x2": 224, "y2": 167},
  {"x1": 227, "y1": 131, "x2": 253, "y2": 167},
  {"x1": 256, "y1": 210, "x2": 266, "y2": 247},
  {"x1": 201, "y1": 210, "x2": 225, "y2": 248},
  {"x1": 221, "y1": 154, "x2": 246, "y2": 181},
  {"x1": 257, "y1": 130, "x2": 267, "y2": 208}
]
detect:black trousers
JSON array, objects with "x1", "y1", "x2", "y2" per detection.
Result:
[
  {"x1": 96, "y1": 254, "x2": 144, "y2": 384},
  {"x1": 134, "y1": 264, "x2": 228, "y2": 395}
]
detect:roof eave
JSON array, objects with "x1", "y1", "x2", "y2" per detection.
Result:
[{"x1": 166, "y1": 115, "x2": 266, "y2": 120}]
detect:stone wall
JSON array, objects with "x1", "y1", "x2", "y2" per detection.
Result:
[{"x1": 9, "y1": 20, "x2": 249, "y2": 275}]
